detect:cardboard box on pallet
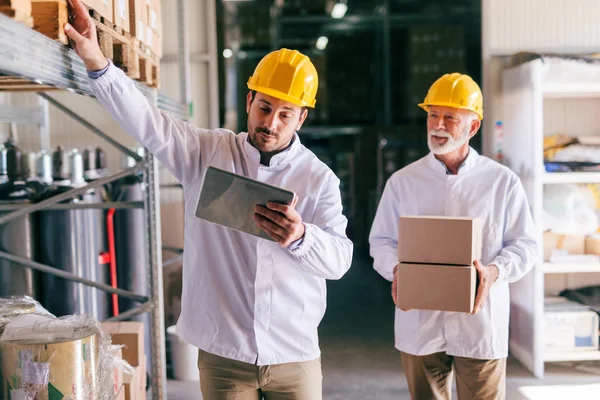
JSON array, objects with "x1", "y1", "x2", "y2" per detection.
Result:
[
  {"x1": 101, "y1": 321, "x2": 145, "y2": 367},
  {"x1": 128, "y1": 0, "x2": 148, "y2": 44},
  {"x1": 112, "y1": 0, "x2": 129, "y2": 32},
  {"x1": 146, "y1": 0, "x2": 161, "y2": 57},
  {"x1": 82, "y1": 0, "x2": 113, "y2": 24}
]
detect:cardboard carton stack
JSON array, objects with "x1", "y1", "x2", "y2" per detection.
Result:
[
  {"x1": 102, "y1": 322, "x2": 147, "y2": 400},
  {"x1": 396, "y1": 216, "x2": 482, "y2": 313},
  {"x1": 128, "y1": 0, "x2": 161, "y2": 57}
]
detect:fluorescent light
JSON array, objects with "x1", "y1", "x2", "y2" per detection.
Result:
[
  {"x1": 316, "y1": 36, "x2": 328, "y2": 50},
  {"x1": 223, "y1": 48, "x2": 233, "y2": 58},
  {"x1": 331, "y1": 3, "x2": 347, "y2": 19}
]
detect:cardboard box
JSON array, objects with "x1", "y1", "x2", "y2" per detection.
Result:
[
  {"x1": 116, "y1": 385, "x2": 126, "y2": 400},
  {"x1": 147, "y1": 0, "x2": 160, "y2": 32},
  {"x1": 398, "y1": 216, "x2": 482, "y2": 266},
  {"x1": 544, "y1": 231, "x2": 585, "y2": 261},
  {"x1": 545, "y1": 297, "x2": 599, "y2": 353},
  {"x1": 124, "y1": 353, "x2": 147, "y2": 400},
  {"x1": 396, "y1": 263, "x2": 477, "y2": 313},
  {"x1": 128, "y1": 0, "x2": 148, "y2": 43},
  {"x1": 81, "y1": 0, "x2": 113, "y2": 23},
  {"x1": 101, "y1": 321, "x2": 145, "y2": 367},
  {"x1": 111, "y1": 345, "x2": 125, "y2": 396},
  {"x1": 112, "y1": 0, "x2": 129, "y2": 32},
  {"x1": 585, "y1": 234, "x2": 600, "y2": 255}
]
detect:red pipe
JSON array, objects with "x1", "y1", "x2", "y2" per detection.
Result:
[{"x1": 107, "y1": 208, "x2": 119, "y2": 317}]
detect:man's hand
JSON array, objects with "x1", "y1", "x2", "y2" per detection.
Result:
[
  {"x1": 254, "y1": 196, "x2": 305, "y2": 247},
  {"x1": 64, "y1": 0, "x2": 109, "y2": 71},
  {"x1": 392, "y1": 264, "x2": 411, "y2": 311},
  {"x1": 472, "y1": 260, "x2": 499, "y2": 314}
]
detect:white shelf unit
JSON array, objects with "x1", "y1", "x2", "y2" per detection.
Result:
[
  {"x1": 502, "y1": 57, "x2": 600, "y2": 379},
  {"x1": 542, "y1": 263, "x2": 600, "y2": 274}
]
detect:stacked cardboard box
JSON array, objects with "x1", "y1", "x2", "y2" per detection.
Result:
[
  {"x1": 112, "y1": 0, "x2": 129, "y2": 32},
  {"x1": 82, "y1": 0, "x2": 113, "y2": 23},
  {"x1": 101, "y1": 322, "x2": 147, "y2": 400},
  {"x1": 128, "y1": 0, "x2": 161, "y2": 57},
  {"x1": 145, "y1": 0, "x2": 162, "y2": 57},
  {"x1": 396, "y1": 216, "x2": 481, "y2": 313}
]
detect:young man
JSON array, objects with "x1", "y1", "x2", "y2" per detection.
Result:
[
  {"x1": 65, "y1": 1, "x2": 353, "y2": 398},
  {"x1": 369, "y1": 73, "x2": 539, "y2": 400}
]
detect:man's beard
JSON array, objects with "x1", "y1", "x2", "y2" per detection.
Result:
[{"x1": 427, "y1": 126, "x2": 470, "y2": 155}]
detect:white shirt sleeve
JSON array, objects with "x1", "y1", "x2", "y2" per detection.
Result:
[
  {"x1": 89, "y1": 63, "x2": 223, "y2": 185},
  {"x1": 369, "y1": 179, "x2": 400, "y2": 282},
  {"x1": 289, "y1": 174, "x2": 353, "y2": 280},
  {"x1": 492, "y1": 178, "x2": 540, "y2": 283}
]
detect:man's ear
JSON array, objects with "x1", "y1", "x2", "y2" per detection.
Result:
[
  {"x1": 296, "y1": 108, "x2": 308, "y2": 131},
  {"x1": 246, "y1": 91, "x2": 253, "y2": 114}
]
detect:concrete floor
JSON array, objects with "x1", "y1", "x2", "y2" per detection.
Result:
[{"x1": 164, "y1": 257, "x2": 600, "y2": 399}]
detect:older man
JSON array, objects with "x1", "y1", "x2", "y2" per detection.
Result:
[{"x1": 369, "y1": 73, "x2": 539, "y2": 399}]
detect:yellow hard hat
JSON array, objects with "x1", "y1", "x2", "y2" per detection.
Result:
[
  {"x1": 247, "y1": 48, "x2": 318, "y2": 108},
  {"x1": 418, "y1": 73, "x2": 483, "y2": 120}
]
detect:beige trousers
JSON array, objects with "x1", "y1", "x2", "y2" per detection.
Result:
[
  {"x1": 198, "y1": 349, "x2": 323, "y2": 400},
  {"x1": 401, "y1": 352, "x2": 506, "y2": 400}
]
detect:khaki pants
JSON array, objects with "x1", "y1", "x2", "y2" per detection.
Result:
[
  {"x1": 198, "y1": 349, "x2": 323, "y2": 400},
  {"x1": 401, "y1": 352, "x2": 506, "y2": 400}
]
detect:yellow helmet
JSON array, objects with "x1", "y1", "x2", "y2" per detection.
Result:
[
  {"x1": 247, "y1": 48, "x2": 318, "y2": 108},
  {"x1": 418, "y1": 73, "x2": 483, "y2": 120}
]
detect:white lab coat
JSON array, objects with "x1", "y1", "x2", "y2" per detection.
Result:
[
  {"x1": 369, "y1": 149, "x2": 539, "y2": 359},
  {"x1": 90, "y1": 64, "x2": 353, "y2": 365}
]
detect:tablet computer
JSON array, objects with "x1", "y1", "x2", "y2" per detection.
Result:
[{"x1": 194, "y1": 166, "x2": 296, "y2": 241}]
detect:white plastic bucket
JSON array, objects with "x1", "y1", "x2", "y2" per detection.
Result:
[{"x1": 167, "y1": 325, "x2": 200, "y2": 381}]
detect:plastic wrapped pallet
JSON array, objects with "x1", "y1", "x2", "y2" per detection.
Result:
[
  {"x1": 0, "y1": 296, "x2": 53, "y2": 399},
  {"x1": 0, "y1": 304, "x2": 114, "y2": 400},
  {"x1": 0, "y1": 296, "x2": 52, "y2": 333}
]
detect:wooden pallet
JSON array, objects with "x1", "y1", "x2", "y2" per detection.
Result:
[
  {"x1": 0, "y1": 6, "x2": 34, "y2": 27},
  {"x1": 136, "y1": 41, "x2": 160, "y2": 88},
  {"x1": 89, "y1": 10, "x2": 159, "y2": 88},
  {"x1": 0, "y1": 76, "x2": 58, "y2": 91},
  {"x1": 31, "y1": 0, "x2": 68, "y2": 44}
]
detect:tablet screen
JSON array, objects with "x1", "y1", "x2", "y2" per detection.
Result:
[{"x1": 194, "y1": 166, "x2": 296, "y2": 241}]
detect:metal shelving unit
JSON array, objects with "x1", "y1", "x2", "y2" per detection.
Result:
[{"x1": 0, "y1": 3, "x2": 191, "y2": 397}]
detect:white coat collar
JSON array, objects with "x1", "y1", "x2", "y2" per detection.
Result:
[
  {"x1": 241, "y1": 132, "x2": 301, "y2": 168},
  {"x1": 426, "y1": 147, "x2": 480, "y2": 175}
]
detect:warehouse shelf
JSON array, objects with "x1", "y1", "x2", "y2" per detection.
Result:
[
  {"x1": 0, "y1": 104, "x2": 45, "y2": 124},
  {"x1": 0, "y1": 13, "x2": 189, "y2": 122},
  {"x1": 545, "y1": 350, "x2": 600, "y2": 362},
  {"x1": 541, "y1": 263, "x2": 600, "y2": 274},
  {"x1": 542, "y1": 83, "x2": 600, "y2": 99},
  {"x1": 0, "y1": 0, "x2": 199, "y2": 397},
  {"x1": 542, "y1": 171, "x2": 600, "y2": 184},
  {"x1": 503, "y1": 57, "x2": 600, "y2": 379}
]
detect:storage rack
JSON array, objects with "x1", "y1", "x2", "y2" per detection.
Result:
[
  {"x1": 0, "y1": 0, "x2": 192, "y2": 396},
  {"x1": 502, "y1": 57, "x2": 600, "y2": 378}
]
